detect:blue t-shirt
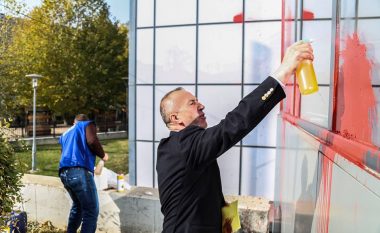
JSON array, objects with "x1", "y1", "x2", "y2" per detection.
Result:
[{"x1": 59, "y1": 121, "x2": 96, "y2": 172}]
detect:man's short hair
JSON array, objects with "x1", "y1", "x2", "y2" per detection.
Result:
[
  {"x1": 75, "y1": 114, "x2": 89, "y2": 122},
  {"x1": 160, "y1": 87, "x2": 184, "y2": 125}
]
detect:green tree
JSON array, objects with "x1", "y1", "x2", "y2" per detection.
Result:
[{"x1": 1, "y1": 0, "x2": 128, "y2": 120}]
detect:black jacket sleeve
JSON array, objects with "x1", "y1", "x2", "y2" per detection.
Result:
[{"x1": 182, "y1": 76, "x2": 286, "y2": 169}]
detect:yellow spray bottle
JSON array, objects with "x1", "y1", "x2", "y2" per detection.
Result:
[{"x1": 296, "y1": 39, "x2": 319, "y2": 95}]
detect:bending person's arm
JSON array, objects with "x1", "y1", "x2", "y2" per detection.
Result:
[{"x1": 86, "y1": 123, "x2": 108, "y2": 160}]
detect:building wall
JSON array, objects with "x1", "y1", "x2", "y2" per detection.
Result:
[
  {"x1": 129, "y1": 0, "x2": 285, "y2": 198},
  {"x1": 276, "y1": 0, "x2": 380, "y2": 232}
]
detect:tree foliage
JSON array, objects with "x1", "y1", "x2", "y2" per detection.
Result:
[{"x1": 0, "y1": 0, "x2": 128, "y2": 119}]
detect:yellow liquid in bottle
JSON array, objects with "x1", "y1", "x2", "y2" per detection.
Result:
[{"x1": 296, "y1": 60, "x2": 319, "y2": 95}]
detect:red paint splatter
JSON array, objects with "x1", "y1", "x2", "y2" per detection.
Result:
[
  {"x1": 336, "y1": 33, "x2": 377, "y2": 145},
  {"x1": 302, "y1": 10, "x2": 315, "y2": 20},
  {"x1": 316, "y1": 152, "x2": 334, "y2": 233},
  {"x1": 233, "y1": 13, "x2": 244, "y2": 23}
]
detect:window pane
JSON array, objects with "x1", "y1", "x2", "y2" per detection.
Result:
[
  {"x1": 137, "y1": 29, "x2": 153, "y2": 84},
  {"x1": 217, "y1": 147, "x2": 240, "y2": 195},
  {"x1": 302, "y1": 0, "x2": 332, "y2": 19},
  {"x1": 137, "y1": 0, "x2": 154, "y2": 27},
  {"x1": 359, "y1": 0, "x2": 380, "y2": 17},
  {"x1": 244, "y1": 22, "x2": 281, "y2": 84},
  {"x1": 136, "y1": 86, "x2": 153, "y2": 140},
  {"x1": 242, "y1": 86, "x2": 280, "y2": 147},
  {"x1": 198, "y1": 24, "x2": 242, "y2": 84},
  {"x1": 198, "y1": 86, "x2": 242, "y2": 128},
  {"x1": 156, "y1": 27, "x2": 196, "y2": 84},
  {"x1": 300, "y1": 86, "x2": 330, "y2": 128},
  {"x1": 156, "y1": 0, "x2": 196, "y2": 26},
  {"x1": 302, "y1": 21, "x2": 332, "y2": 85},
  {"x1": 241, "y1": 148, "x2": 276, "y2": 199},
  {"x1": 199, "y1": 0, "x2": 242, "y2": 23},
  {"x1": 154, "y1": 86, "x2": 195, "y2": 141},
  {"x1": 358, "y1": 20, "x2": 380, "y2": 85},
  {"x1": 137, "y1": 142, "x2": 153, "y2": 187},
  {"x1": 245, "y1": 0, "x2": 282, "y2": 20}
]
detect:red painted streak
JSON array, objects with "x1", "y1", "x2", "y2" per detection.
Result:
[
  {"x1": 316, "y1": 155, "x2": 334, "y2": 233},
  {"x1": 282, "y1": 113, "x2": 380, "y2": 179},
  {"x1": 331, "y1": 16, "x2": 341, "y2": 132},
  {"x1": 336, "y1": 33, "x2": 377, "y2": 145},
  {"x1": 233, "y1": 13, "x2": 244, "y2": 23},
  {"x1": 302, "y1": 10, "x2": 315, "y2": 20}
]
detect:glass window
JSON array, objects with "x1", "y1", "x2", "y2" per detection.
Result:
[
  {"x1": 302, "y1": 21, "x2": 332, "y2": 85},
  {"x1": 245, "y1": 0, "x2": 282, "y2": 20},
  {"x1": 300, "y1": 86, "x2": 330, "y2": 127},
  {"x1": 137, "y1": 29, "x2": 154, "y2": 84},
  {"x1": 217, "y1": 147, "x2": 240, "y2": 195},
  {"x1": 155, "y1": 27, "x2": 196, "y2": 84},
  {"x1": 242, "y1": 86, "x2": 280, "y2": 147},
  {"x1": 137, "y1": 142, "x2": 154, "y2": 187},
  {"x1": 156, "y1": 0, "x2": 196, "y2": 26},
  {"x1": 136, "y1": 86, "x2": 153, "y2": 140},
  {"x1": 198, "y1": 24, "x2": 242, "y2": 84},
  {"x1": 359, "y1": 0, "x2": 380, "y2": 17},
  {"x1": 154, "y1": 86, "x2": 196, "y2": 141},
  {"x1": 302, "y1": 0, "x2": 332, "y2": 19},
  {"x1": 241, "y1": 148, "x2": 276, "y2": 199},
  {"x1": 199, "y1": 0, "x2": 243, "y2": 23},
  {"x1": 197, "y1": 86, "x2": 242, "y2": 128},
  {"x1": 137, "y1": 0, "x2": 154, "y2": 27},
  {"x1": 244, "y1": 22, "x2": 282, "y2": 84},
  {"x1": 357, "y1": 19, "x2": 380, "y2": 85}
]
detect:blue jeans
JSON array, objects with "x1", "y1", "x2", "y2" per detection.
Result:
[{"x1": 60, "y1": 167, "x2": 99, "y2": 233}]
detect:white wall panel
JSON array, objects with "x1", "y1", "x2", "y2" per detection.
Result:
[
  {"x1": 156, "y1": 0, "x2": 196, "y2": 26},
  {"x1": 302, "y1": 21, "x2": 332, "y2": 85},
  {"x1": 302, "y1": 0, "x2": 332, "y2": 18},
  {"x1": 155, "y1": 27, "x2": 196, "y2": 84},
  {"x1": 241, "y1": 148, "x2": 276, "y2": 199},
  {"x1": 358, "y1": 19, "x2": 380, "y2": 85},
  {"x1": 244, "y1": 22, "x2": 282, "y2": 83},
  {"x1": 154, "y1": 86, "x2": 196, "y2": 140},
  {"x1": 137, "y1": 0, "x2": 154, "y2": 27},
  {"x1": 198, "y1": 24, "x2": 242, "y2": 83},
  {"x1": 245, "y1": 0, "x2": 282, "y2": 20},
  {"x1": 197, "y1": 86, "x2": 242, "y2": 128},
  {"x1": 199, "y1": 0, "x2": 242, "y2": 23},
  {"x1": 217, "y1": 147, "x2": 240, "y2": 195},
  {"x1": 300, "y1": 86, "x2": 330, "y2": 128},
  {"x1": 242, "y1": 86, "x2": 280, "y2": 147},
  {"x1": 358, "y1": 0, "x2": 380, "y2": 17},
  {"x1": 137, "y1": 142, "x2": 154, "y2": 187},
  {"x1": 137, "y1": 29, "x2": 153, "y2": 84},
  {"x1": 136, "y1": 86, "x2": 153, "y2": 140}
]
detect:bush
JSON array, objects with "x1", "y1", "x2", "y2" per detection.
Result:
[{"x1": 0, "y1": 121, "x2": 23, "y2": 227}]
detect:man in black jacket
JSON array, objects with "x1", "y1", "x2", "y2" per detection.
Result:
[{"x1": 156, "y1": 41, "x2": 314, "y2": 233}]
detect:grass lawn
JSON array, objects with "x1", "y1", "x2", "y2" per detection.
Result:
[{"x1": 15, "y1": 139, "x2": 128, "y2": 177}]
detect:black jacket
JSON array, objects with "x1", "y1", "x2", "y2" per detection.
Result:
[{"x1": 157, "y1": 76, "x2": 286, "y2": 233}]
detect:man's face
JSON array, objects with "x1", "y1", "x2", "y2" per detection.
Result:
[{"x1": 171, "y1": 90, "x2": 207, "y2": 129}]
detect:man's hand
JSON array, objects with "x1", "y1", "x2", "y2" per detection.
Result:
[
  {"x1": 102, "y1": 153, "x2": 109, "y2": 162},
  {"x1": 272, "y1": 40, "x2": 314, "y2": 84}
]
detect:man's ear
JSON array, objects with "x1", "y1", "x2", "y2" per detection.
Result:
[{"x1": 169, "y1": 113, "x2": 179, "y2": 124}]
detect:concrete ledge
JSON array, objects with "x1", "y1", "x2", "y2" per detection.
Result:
[{"x1": 18, "y1": 174, "x2": 273, "y2": 233}]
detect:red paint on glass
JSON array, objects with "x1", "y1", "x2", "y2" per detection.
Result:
[
  {"x1": 336, "y1": 33, "x2": 377, "y2": 145},
  {"x1": 233, "y1": 13, "x2": 244, "y2": 23},
  {"x1": 302, "y1": 10, "x2": 315, "y2": 20}
]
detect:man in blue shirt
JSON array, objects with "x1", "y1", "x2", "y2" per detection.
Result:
[{"x1": 59, "y1": 114, "x2": 109, "y2": 233}]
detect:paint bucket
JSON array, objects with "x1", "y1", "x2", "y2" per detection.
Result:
[
  {"x1": 117, "y1": 174, "x2": 125, "y2": 192},
  {"x1": 0, "y1": 227, "x2": 10, "y2": 233}
]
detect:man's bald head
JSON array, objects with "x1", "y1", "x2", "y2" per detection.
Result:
[{"x1": 160, "y1": 87, "x2": 184, "y2": 126}]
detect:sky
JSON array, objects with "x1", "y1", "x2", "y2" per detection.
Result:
[{"x1": 25, "y1": 0, "x2": 130, "y2": 23}]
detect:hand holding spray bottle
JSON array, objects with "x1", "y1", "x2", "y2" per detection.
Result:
[{"x1": 296, "y1": 39, "x2": 319, "y2": 95}]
